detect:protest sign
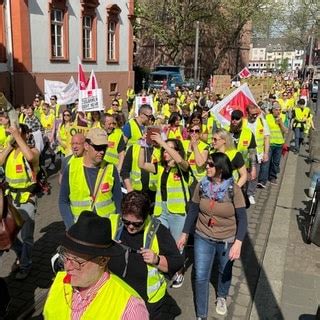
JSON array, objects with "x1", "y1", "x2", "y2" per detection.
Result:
[
  {"x1": 134, "y1": 95, "x2": 155, "y2": 116},
  {"x1": 78, "y1": 89, "x2": 104, "y2": 112},
  {"x1": 44, "y1": 77, "x2": 78, "y2": 105},
  {"x1": 211, "y1": 75, "x2": 231, "y2": 94}
]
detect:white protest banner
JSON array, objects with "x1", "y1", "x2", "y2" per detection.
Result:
[
  {"x1": 134, "y1": 95, "x2": 154, "y2": 116},
  {"x1": 78, "y1": 89, "x2": 104, "y2": 112},
  {"x1": 44, "y1": 77, "x2": 78, "y2": 105}
]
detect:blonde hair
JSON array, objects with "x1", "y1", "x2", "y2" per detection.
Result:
[{"x1": 215, "y1": 128, "x2": 234, "y2": 150}]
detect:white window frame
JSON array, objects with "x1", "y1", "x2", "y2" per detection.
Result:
[
  {"x1": 51, "y1": 9, "x2": 64, "y2": 58},
  {"x1": 107, "y1": 21, "x2": 116, "y2": 61},
  {"x1": 83, "y1": 15, "x2": 92, "y2": 59}
]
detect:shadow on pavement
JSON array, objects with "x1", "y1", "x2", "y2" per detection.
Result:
[{"x1": 4, "y1": 221, "x2": 64, "y2": 319}]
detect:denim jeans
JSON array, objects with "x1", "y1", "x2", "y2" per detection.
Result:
[
  {"x1": 194, "y1": 232, "x2": 234, "y2": 318},
  {"x1": 247, "y1": 162, "x2": 261, "y2": 196},
  {"x1": 258, "y1": 145, "x2": 282, "y2": 183},
  {"x1": 12, "y1": 200, "x2": 36, "y2": 271},
  {"x1": 158, "y1": 202, "x2": 186, "y2": 242},
  {"x1": 294, "y1": 127, "x2": 304, "y2": 151}
]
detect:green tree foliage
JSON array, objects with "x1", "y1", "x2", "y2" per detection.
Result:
[{"x1": 135, "y1": 0, "x2": 274, "y2": 75}]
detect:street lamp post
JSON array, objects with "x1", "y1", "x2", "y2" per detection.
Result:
[{"x1": 194, "y1": 21, "x2": 200, "y2": 82}]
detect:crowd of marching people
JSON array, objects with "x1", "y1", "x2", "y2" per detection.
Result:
[{"x1": 0, "y1": 76, "x2": 314, "y2": 319}]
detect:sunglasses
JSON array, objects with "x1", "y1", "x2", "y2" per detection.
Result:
[
  {"x1": 122, "y1": 218, "x2": 144, "y2": 228},
  {"x1": 189, "y1": 129, "x2": 200, "y2": 133},
  {"x1": 207, "y1": 161, "x2": 215, "y2": 168},
  {"x1": 88, "y1": 142, "x2": 107, "y2": 152},
  {"x1": 231, "y1": 117, "x2": 241, "y2": 121},
  {"x1": 142, "y1": 113, "x2": 153, "y2": 119},
  {"x1": 112, "y1": 104, "x2": 119, "y2": 106}
]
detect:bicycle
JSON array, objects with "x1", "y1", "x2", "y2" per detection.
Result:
[{"x1": 306, "y1": 178, "x2": 320, "y2": 246}]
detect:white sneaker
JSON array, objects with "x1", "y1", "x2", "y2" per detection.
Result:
[
  {"x1": 171, "y1": 273, "x2": 184, "y2": 288},
  {"x1": 248, "y1": 195, "x2": 256, "y2": 205},
  {"x1": 216, "y1": 297, "x2": 227, "y2": 315}
]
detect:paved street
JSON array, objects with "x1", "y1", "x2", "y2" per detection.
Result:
[{"x1": 1, "y1": 142, "x2": 320, "y2": 319}]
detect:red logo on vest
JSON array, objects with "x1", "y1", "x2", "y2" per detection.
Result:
[
  {"x1": 108, "y1": 141, "x2": 115, "y2": 148},
  {"x1": 259, "y1": 129, "x2": 263, "y2": 134},
  {"x1": 242, "y1": 140, "x2": 249, "y2": 146},
  {"x1": 173, "y1": 174, "x2": 181, "y2": 181},
  {"x1": 101, "y1": 183, "x2": 110, "y2": 193},
  {"x1": 16, "y1": 164, "x2": 23, "y2": 173},
  {"x1": 189, "y1": 159, "x2": 196, "y2": 165}
]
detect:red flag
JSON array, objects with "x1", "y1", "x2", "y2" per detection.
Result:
[
  {"x1": 210, "y1": 83, "x2": 257, "y2": 127},
  {"x1": 77, "y1": 57, "x2": 87, "y2": 91},
  {"x1": 87, "y1": 70, "x2": 98, "y2": 90},
  {"x1": 239, "y1": 67, "x2": 251, "y2": 79}
]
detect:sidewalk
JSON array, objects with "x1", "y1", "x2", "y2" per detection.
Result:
[
  {"x1": 1, "y1": 146, "x2": 320, "y2": 319},
  {"x1": 251, "y1": 147, "x2": 320, "y2": 319}
]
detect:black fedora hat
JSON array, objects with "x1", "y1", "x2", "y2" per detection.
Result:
[{"x1": 62, "y1": 211, "x2": 123, "y2": 257}]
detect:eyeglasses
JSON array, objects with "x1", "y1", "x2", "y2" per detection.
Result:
[
  {"x1": 213, "y1": 137, "x2": 223, "y2": 142},
  {"x1": 189, "y1": 129, "x2": 200, "y2": 133},
  {"x1": 122, "y1": 218, "x2": 145, "y2": 228},
  {"x1": 58, "y1": 247, "x2": 97, "y2": 270},
  {"x1": 206, "y1": 161, "x2": 215, "y2": 168},
  {"x1": 112, "y1": 104, "x2": 119, "y2": 107},
  {"x1": 88, "y1": 142, "x2": 107, "y2": 152},
  {"x1": 142, "y1": 113, "x2": 153, "y2": 119}
]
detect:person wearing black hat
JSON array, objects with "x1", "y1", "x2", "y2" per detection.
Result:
[
  {"x1": 229, "y1": 109, "x2": 257, "y2": 186},
  {"x1": 43, "y1": 211, "x2": 149, "y2": 319}
]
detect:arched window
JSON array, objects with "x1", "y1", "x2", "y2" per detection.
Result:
[
  {"x1": 106, "y1": 4, "x2": 121, "y2": 63},
  {"x1": 49, "y1": 0, "x2": 69, "y2": 61}
]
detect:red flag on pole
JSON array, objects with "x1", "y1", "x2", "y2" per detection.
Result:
[
  {"x1": 210, "y1": 83, "x2": 257, "y2": 127},
  {"x1": 239, "y1": 67, "x2": 251, "y2": 79},
  {"x1": 87, "y1": 70, "x2": 98, "y2": 90},
  {"x1": 77, "y1": 57, "x2": 87, "y2": 91}
]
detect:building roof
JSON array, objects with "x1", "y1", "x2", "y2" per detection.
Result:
[{"x1": 252, "y1": 38, "x2": 299, "y2": 51}]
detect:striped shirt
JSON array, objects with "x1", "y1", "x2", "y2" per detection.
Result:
[{"x1": 71, "y1": 272, "x2": 148, "y2": 320}]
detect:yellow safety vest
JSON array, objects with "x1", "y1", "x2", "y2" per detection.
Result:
[
  {"x1": 104, "y1": 128, "x2": 123, "y2": 166},
  {"x1": 5, "y1": 150, "x2": 37, "y2": 203},
  {"x1": 113, "y1": 216, "x2": 167, "y2": 303},
  {"x1": 153, "y1": 166, "x2": 189, "y2": 216},
  {"x1": 18, "y1": 113, "x2": 25, "y2": 124},
  {"x1": 57, "y1": 123, "x2": 72, "y2": 155},
  {"x1": 225, "y1": 149, "x2": 240, "y2": 182},
  {"x1": 243, "y1": 118, "x2": 265, "y2": 156},
  {"x1": 129, "y1": 145, "x2": 156, "y2": 192},
  {"x1": 182, "y1": 140, "x2": 208, "y2": 183},
  {"x1": 0, "y1": 125, "x2": 10, "y2": 151},
  {"x1": 40, "y1": 112, "x2": 55, "y2": 131},
  {"x1": 166, "y1": 126, "x2": 183, "y2": 140},
  {"x1": 265, "y1": 114, "x2": 285, "y2": 145},
  {"x1": 235, "y1": 127, "x2": 253, "y2": 168},
  {"x1": 127, "y1": 119, "x2": 143, "y2": 148},
  {"x1": 205, "y1": 116, "x2": 216, "y2": 144},
  {"x1": 293, "y1": 107, "x2": 310, "y2": 128},
  {"x1": 68, "y1": 158, "x2": 116, "y2": 218},
  {"x1": 43, "y1": 272, "x2": 140, "y2": 320},
  {"x1": 53, "y1": 103, "x2": 61, "y2": 118},
  {"x1": 127, "y1": 89, "x2": 135, "y2": 100}
]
